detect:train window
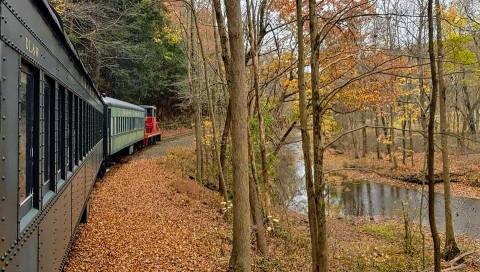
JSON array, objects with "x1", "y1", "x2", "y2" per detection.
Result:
[
  {"x1": 74, "y1": 96, "x2": 79, "y2": 165},
  {"x1": 19, "y1": 62, "x2": 39, "y2": 216},
  {"x1": 81, "y1": 100, "x2": 84, "y2": 158},
  {"x1": 89, "y1": 106, "x2": 92, "y2": 150},
  {"x1": 84, "y1": 102, "x2": 87, "y2": 154},
  {"x1": 82, "y1": 101, "x2": 86, "y2": 156},
  {"x1": 68, "y1": 92, "x2": 73, "y2": 171},
  {"x1": 55, "y1": 84, "x2": 61, "y2": 180},
  {"x1": 89, "y1": 106, "x2": 91, "y2": 150},
  {"x1": 59, "y1": 86, "x2": 66, "y2": 179},
  {"x1": 87, "y1": 106, "x2": 90, "y2": 150},
  {"x1": 79, "y1": 100, "x2": 83, "y2": 158},
  {"x1": 43, "y1": 76, "x2": 56, "y2": 194}
]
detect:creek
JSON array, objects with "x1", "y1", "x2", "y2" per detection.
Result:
[{"x1": 278, "y1": 141, "x2": 480, "y2": 239}]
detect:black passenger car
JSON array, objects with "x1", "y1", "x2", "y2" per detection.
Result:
[{"x1": 0, "y1": 1, "x2": 104, "y2": 271}]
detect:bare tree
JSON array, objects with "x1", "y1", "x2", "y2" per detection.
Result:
[
  {"x1": 296, "y1": 0, "x2": 319, "y2": 269},
  {"x1": 427, "y1": 0, "x2": 442, "y2": 270},
  {"x1": 308, "y1": 0, "x2": 328, "y2": 270},
  {"x1": 436, "y1": 0, "x2": 460, "y2": 260}
]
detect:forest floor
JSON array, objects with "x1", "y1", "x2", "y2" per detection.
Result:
[
  {"x1": 65, "y1": 134, "x2": 480, "y2": 272},
  {"x1": 325, "y1": 150, "x2": 480, "y2": 199}
]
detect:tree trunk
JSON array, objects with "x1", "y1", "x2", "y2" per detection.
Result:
[
  {"x1": 349, "y1": 116, "x2": 360, "y2": 159},
  {"x1": 390, "y1": 106, "x2": 398, "y2": 169},
  {"x1": 435, "y1": 0, "x2": 460, "y2": 260},
  {"x1": 190, "y1": 1, "x2": 227, "y2": 202},
  {"x1": 246, "y1": 0, "x2": 271, "y2": 217},
  {"x1": 402, "y1": 118, "x2": 407, "y2": 165},
  {"x1": 416, "y1": 1, "x2": 429, "y2": 173},
  {"x1": 408, "y1": 116, "x2": 414, "y2": 167},
  {"x1": 309, "y1": 0, "x2": 328, "y2": 270},
  {"x1": 247, "y1": 130, "x2": 268, "y2": 255},
  {"x1": 219, "y1": 102, "x2": 231, "y2": 194},
  {"x1": 375, "y1": 115, "x2": 382, "y2": 159},
  {"x1": 187, "y1": 6, "x2": 203, "y2": 183},
  {"x1": 212, "y1": 0, "x2": 233, "y2": 199},
  {"x1": 296, "y1": 0, "x2": 319, "y2": 268},
  {"x1": 225, "y1": 0, "x2": 251, "y2": 270},
  {"x1": 427, "y1": 0, "x2": 442, "y2": 269},
  {"x1": 362, "y1": 112, "x2": 368, "y2": 158},
  {"x1": 381, "y1": 116, "x2": 392, "y2": 159},
  {"x1": 212, "y1": 7, "x2": 231, "y2": 198}
]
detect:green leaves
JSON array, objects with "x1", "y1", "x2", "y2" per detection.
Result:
[{"x1": 60, "y1": 0, "x2": 186, "y2": 112}]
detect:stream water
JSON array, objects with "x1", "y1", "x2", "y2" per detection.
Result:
[{"x1": 279, "y1": 141, "x2": 480, "y2": 239}]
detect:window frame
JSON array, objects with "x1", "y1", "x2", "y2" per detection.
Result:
[
  {"x1": 18, "y1": 61, "x2": 40, "y2": 225},
  {"x1": 41, "y1": 74, "x2": 57, "y2": 199}
]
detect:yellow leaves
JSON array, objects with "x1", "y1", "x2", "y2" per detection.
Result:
[{"x1": 154, "y1": 25, "x2": 182, "y2": 45}]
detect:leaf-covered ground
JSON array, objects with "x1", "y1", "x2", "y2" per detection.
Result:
[
  {"x1": 64, "y1": 159, "x2": 232, "y2": 271},
  {"x1": 65, "y1": 136, "x2": 479, "y2": 271}
]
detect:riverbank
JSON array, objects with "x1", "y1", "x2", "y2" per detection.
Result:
[
  {"x1": 158, "y1": 145, "x2": 480, "y2": 271},
  {"x1": 325, "y1": 150, "x2": 480, "y2": 200}
]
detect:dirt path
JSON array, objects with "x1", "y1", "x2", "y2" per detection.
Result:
[{"x1": 136, "y1": 133, "x2": 194, "y2": 159}]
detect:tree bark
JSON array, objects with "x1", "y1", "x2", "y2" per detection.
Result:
[
  {"x1": 435, "y1": 0, "x2": 460, "y2": 260},
  {"x1": 427, "y1": 0, "x2": 442, "y2": 269},
  {"x1": 308, "y1": 0, "x2": 328, "y2": 270},
  {"x1": 225, "y1": 0, "x2": 251, "y2": 270},
  {"x1": 296, "y1": 0, "x2": 319, "y2": 269}
]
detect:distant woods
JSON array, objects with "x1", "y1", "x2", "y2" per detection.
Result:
[{"x1": 49, "y1": 0, "x2": 188, "y2": 121}]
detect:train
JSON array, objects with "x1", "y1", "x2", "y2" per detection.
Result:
[{"x1": 0, "y1": 1, "x2": 162, "y2": 271}]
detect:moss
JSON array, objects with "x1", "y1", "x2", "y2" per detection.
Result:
[{"x1": 362, "y1": 222, "x2": 398, "y2": 241}]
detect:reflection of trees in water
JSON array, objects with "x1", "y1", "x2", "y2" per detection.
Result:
[
  {"x1": 279, "y1": 142, "x2": 480, "y2": 238},
  {"x1": 367, "y1": 182, "x2": 373, "y2": 218}
]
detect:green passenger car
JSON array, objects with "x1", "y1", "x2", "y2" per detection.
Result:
[{"x1": 103, "y1": 97, "x2": 146, "y2": 156}]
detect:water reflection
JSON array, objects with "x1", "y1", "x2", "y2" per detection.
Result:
[{"x1": 280, "y1": 142, "x2": 480, "y2": 239}]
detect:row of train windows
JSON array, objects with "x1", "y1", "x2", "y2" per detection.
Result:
[
  {"x1": 112, "y1": 116, "x2": 143, "y2": 135},
  {"x1": 18, "y1": 61, "x2": 102, "y2": 217}
]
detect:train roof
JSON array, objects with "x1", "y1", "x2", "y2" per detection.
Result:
[
  {"x1": 103, "y1": 97, "x2": 146, "y2": 112},
  {"x1": 139, "y1": 105, "x2": 157, "y2": 109},
  {"x1": 39, "y1": 1, "x2": 104, "y2": 104}
]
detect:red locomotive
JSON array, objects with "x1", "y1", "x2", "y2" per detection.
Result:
[{"x1": 141, "y1": 105, "x2": 162, "y2": 145}]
